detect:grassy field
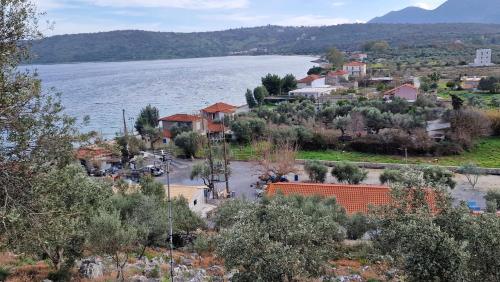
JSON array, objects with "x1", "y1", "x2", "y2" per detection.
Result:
[
  {"x1": 231, "y1": 138, "x2": 500, "y2": 168},
  {"x1": 437, "y1": 89, "x2": 500, "y2": 106}
]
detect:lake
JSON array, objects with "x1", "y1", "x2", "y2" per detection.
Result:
[{"x1": 29, "y1": 56, "x2": 314, "y2": 139}]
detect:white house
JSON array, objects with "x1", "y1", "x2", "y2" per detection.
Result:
[
  {"x1": 168, "y1": 185, "x2": 216, "y2": 218},
  {"x1": 297, "y1": 75, "x2": 326, "y2": 88},
  {"x1": 383, "y1": 84, "x2": 419, "y2": 102},
  {"x1": 343, "y1": 62, "x2": 367, "y2": 77},
  {"x1": 471, "y1": 49, "x2": 493, "y2": 67},
  {"x1": 289, "y1": 87, "x2": 339, "y2": 100}
]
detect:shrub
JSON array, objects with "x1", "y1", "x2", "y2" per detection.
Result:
[
  {"x1": 485, "y1": 110, "x2": 500, "y2": 136},
  {"x1": 346, "y1": 213, "x2": 370, "y2": 240},
  {"x1": 47, "y1": 268, "x2": 72, "y2": 282},
  {"x1": 193, "y1": 233, "x2": 215, "y2": 254},
  {"x1": 174, "y1": 132, "x2": 201, "y2": 158},
  {"x1": 379, "y1": 169, "x2": 403, "y2": 184},
  {"x1": 432, "y1": 141, "x2": 464, "y2": 156},
  {"x1": 0, "y1": 267, "x2": 10, "y2": 281},
  {"x1": 331, "y1": 162, "x2": 368, "y2": 184},
  {"x1": 304, "y1": 160, "x2": 328, "y2": 183},
  {"x1": 484, "y1": 190, "x2": 500, "y2": 211}
]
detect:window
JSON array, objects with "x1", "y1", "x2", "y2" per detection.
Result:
[{"x1": 193, "y1": 199, "x2": 197, "y2": 206}]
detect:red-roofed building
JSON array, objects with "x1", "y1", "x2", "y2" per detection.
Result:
[
  {"x1": 267, "y1": 183, "x2": 391, "y2": 214},
  {"x1": 297, "y1": 74, "x2": 325, "y2": 88},
  {"x1": 384, "y1": 84, "x2": 419, "y2": 102},
  {"x1": 76, "y1": 145, "x2": 121, "y2": 173},
  {"x1": 201, "y1": 102, "x2": 237, "y2": 140},
  {"x1": 326, "y1": 70, "x2": 350, "y2": 85},
  {"x1": 158, "y1": 114, "x2": 203, "y2": 143},
  {"x1": 343, "y1": 62, "x2": 367, "y2": 77}
]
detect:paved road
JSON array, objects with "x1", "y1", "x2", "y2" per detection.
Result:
[{"x1": 154, "y1": 158, "x2": 499, "y2": 209}]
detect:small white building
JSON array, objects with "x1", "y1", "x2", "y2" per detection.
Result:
[
  {"x1": 471, "y1": 49, "x2": 494, "y2": 67},
  {"x1": 289, "y1": 87, "x2": 339, "y2": 100},
  {"x1": 168, "y1": 185, "x2": 216, "y2": 218},
  {"x1": 343, "y1": 62, "x2": 367, "y2": 77},
  {"x1": 297, "y1": 75, "x2": 326, "y2": 88}
]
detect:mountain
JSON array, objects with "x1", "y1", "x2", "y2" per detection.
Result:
[
  {"x1": 370, "y1": 0, "x2": 500, "y2": 24},
  {"x1": 29, "y1": 23, "x2": 500, "y2": 64}
]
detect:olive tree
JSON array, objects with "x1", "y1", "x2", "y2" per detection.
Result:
[
  {"x1": 304, "y1": 160, "x2": 328, "y2": 183},
  {"x1": 174, "y1": 131, "x2": 201, "y2": 158},
  {"x1": 331, "y1": 162, "x2": 368, "y2": 184},
  {"x1": 216, "y1": 195, "x2": 345, "y2": 281},
  {"x1": 457, "y1": 163, "x2": 482, "y2": 189}
]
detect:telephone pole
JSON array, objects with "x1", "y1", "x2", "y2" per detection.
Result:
[{"x1": 221, "y1": 117, "x2": 230, "y2": 197}]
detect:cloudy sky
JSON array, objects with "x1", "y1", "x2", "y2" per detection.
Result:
[{"x1": 35, "y1": 0, "x2": 447, "y2": 35}]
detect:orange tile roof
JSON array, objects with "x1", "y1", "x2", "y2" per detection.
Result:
[
  {"x1": 344, "y1": 61, "x2": 366, "y2": 67},
  {"x1": 384, "y1": 84, "x2": 418, "y2": 95},
  {"x1": 267, "y1": 183, "x2": 391, "y2": 214},
  {"x1": 202, "y1": 102, "x2": 237, "y2": 114},
  {"x1": 76, "y1": 146, "x2": 117, "y2": 160},
  {"x1": 298, "y1": 74, "x2": 322, "y2": 83},
  {"x1": 327, "y1": 70, "x2": 349, "y2": 77},
  {"x1": 159, "y1": 114, "x2": 201, "y2": 122},
  {"x1": 207, "y1": 121, "x2": 226, "y2": 133}
]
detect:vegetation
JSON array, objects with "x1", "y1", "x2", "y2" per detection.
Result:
[
  {"x1": 331, "y1": 162, "x2": 368, "y2": 184},
  {"x1": 174, "y1": 131, "x2": 201, "y2": 158},
  {"x1": 304, "y1": 160, "x2": 328, "y2": 183},
  {"x1": 30, "y1": 24, "x2": 500, "y2": 64}
]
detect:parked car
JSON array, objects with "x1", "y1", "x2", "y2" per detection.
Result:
[{"x1": 144, "y1": 165, "x2": 164, "y2": 177}]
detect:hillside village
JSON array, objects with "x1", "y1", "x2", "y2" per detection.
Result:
[{"x1": 3, "y1": 1, "x2": 500, "y2": 281}]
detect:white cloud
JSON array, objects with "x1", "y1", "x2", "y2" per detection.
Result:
[
  {"x1": 331, "y1": 2, "x2": 345, "y2": 7},
  {"x1": 275, "y1": 15, "x2": 362, "y2": 26},
  {"x1": 33, "y1": 0, "x2": 65, "y2": 10},
  {"x1": 83, "y1": 0, "x2": 248, "y2": 9},
  {"x1": 413, "y1": 0, "x2": 446, "y2": 10}
]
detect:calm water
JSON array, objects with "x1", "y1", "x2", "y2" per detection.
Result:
[{"x1": 29, "y1": 56, "x2": 314, "y2": 139}]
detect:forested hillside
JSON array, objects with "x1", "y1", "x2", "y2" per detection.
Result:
[{"x1": 30, "y1": 23, "x2": 500, "y2": 64}]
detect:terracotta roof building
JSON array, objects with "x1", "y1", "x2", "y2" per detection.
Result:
[
  {"x1": 202, "y1": 102, "x2": 237, "y2": 114},
  {"x1": 159, "y1": 114, "x2": 201, "y2": 122},
  {"x1": 267, "y1": 183, "x2": 391, "y2": 214},
  {"x1": 383, "y1": 84, "x2": 419, "y2": 102}
]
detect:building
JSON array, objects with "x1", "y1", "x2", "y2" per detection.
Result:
[
  {"x1": 426, "y1": 119, "x2": 451, "y2": 141},
  {"x1": 343, "y1": 62, "x2": 367, "y2": 77},
  {"x1": 168, "y1": 185, "x2": 216, "y2": 218},
  {"x1": 461, "y1": 76, "x2": 484, "y2": 91},
  {"x1": 383, "y1": 84, "x2": 419, "y2": 102},
  {"x1": 471, "y1": 49, "x2": 493, "y2": 67},
  {"x1": 351, "y1": 53, "x2": 368, "y2": 61},
  {"x1": 297, "y1": 74, "x2": 326, "y2": 88},
  {"x1": 289, "y1": 87, "x2": 338, "y2": 100},
  {"x1": 76, "y1": 145, "x2": 121, "y2": 173},
  {"x1": 325, "y1": 70, "x2": 349, "y2": 86},
  {"x1": 267, "y1": 183, "x2": 391, "y2": 214},
  {"x1": 159, "y1": 114, "x2": 203, "y2": 143},
  {"x1": 201, "y1": 102, "x2": 237, "y2": 140}
]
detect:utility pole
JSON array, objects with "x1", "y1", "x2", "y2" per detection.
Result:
[
  {"x1": 221, "y1": 117, "x2": 230, "y2": 197},
  {"x1": 165, "y1": 159, "x2": 174, "y2": 280},
  {"x1": 122, "y1": 109, "x2": 130, "y2": 162}
]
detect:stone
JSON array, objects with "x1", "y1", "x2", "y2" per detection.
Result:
[
  {"x1": 78, "y1": 257, "x2": 104, "y2": 279},
  {"x1": 129, "y1": 275, "x2": 148, "y2": 282}
]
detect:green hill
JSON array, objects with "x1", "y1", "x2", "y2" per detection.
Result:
[{"x1": 29, "y1": 23, "x2": 500, "y2": 64}]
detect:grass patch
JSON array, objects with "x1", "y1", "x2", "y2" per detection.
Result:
[{"x1": 231, "y1": 138, "x2": 500, "y2": 168}]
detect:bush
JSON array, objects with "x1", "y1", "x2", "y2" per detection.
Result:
[
  {"x1": 193, "y1": 233, "x2": 215, "y2": 254},
  {"x1": 346, "y1": 213, "x2": 370, "y2": 240},
  {"x1": 331, "y1": 162, "x2": 368, "y2": 184},
  {"x1": 485, "y1": 110, "x2": 500, "y2": 136},
  {"x1": 47, "y1": 268, "x2": 72, "y2": 282},
  {"x1": 0, "y1": 267, "x2": 10, "y2": 281},
  {"x1": 484, "y1": 190, "x2": 500, "y2": 211},
  {"x1": 379, "y1": 169, "x2": 403, "y2": 184},
  {"x1": 432, "y1": 141, "x2": 464, "y2": 156},
  {"x1": 304, "y1": 160, "x2": 328, "y2": 183},
  {"x1": 174, "y1": 132, "x2": 201, "y2": 158}
]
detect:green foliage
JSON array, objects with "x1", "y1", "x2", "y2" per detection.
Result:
[
  {"x1": 135, "y1": 105, "x2": 160, "y2": 136},
  {"x1": 362, "y1": 40, "x2": 390, "y2": 52},
  {"x1": 326, "y1": 47, "x2": 344, "y2": 69},
  {"x1": 484, "y1": 190, "x2": 500, "y2": 211},
  {"x1": 261, "y1": 73, "x2": 283, "y2": 96},
  {"x1": 174, "y1": 131, "x2": 201, "y2": 158},
  {"x1": 479, "y1": 76, "x2": 500, "y2": 94},
  {"x1": 281, "y1": 74, "x2": 297, "y2": 93},
  {"x1": 331, "y1": 162, "x2": 368, "y2": 184},
  {"x1": 230, "y1": 117, "x2": 267, "y2": 144},
  {"x1": 213, "y1": 198, "x2": 254, "y2": 230},
  {"x1": 379, "y1": 169, "x2": 404, "y2": 184},
  {"x1": 192, "y1": 233, "x2": 215, "y2": 254},
  {"x1": 215, "y1": 195, "x2": 346, "y2": 281},
  {"x1": 304, "y1": 160, "x2": 328, "y2": 183},
  {"x1": 0, "y1": 267, "x2": 10, "y2": 281},
  {"x1": 346, "y1": 213, "x2": 370, "y2": 240},
  {"x1": 245, "y1": 89, "x2": 257, "y2": 108},
  {"x1": 253, "y1": 86, "x2": 268, "y2": 106},
  {"x1": 307, "y1": 66, "x2": 323, "y2": 75},
  {"x1": 139, "y1": 176, "x2": 165, "y2": 200},
  {"x1": 172, "y1": 196, "x2": 205, "y2": 235}
]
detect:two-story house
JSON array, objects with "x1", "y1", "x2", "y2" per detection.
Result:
[
  {"x1": 201, "y1": 102, "x2": 237, "y2": 140},
  {"x1": 383, "y1": 84, "x2": 419, "y2": 102},
  {"x1": 325, "y1": 70, "x2": 349, "y2": 86},
  {"x1": 343, "y1": 62, "x2": 367, "y2": 77},
  {"x1": 159, "y1": 114, "x2": 203, "y2": 143}
]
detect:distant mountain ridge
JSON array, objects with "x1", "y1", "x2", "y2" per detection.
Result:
[
  {"x1": 29, "y1": 23, "x2": 500, "y2": 64},
  {"x1": 370, "y1": 0, "x2": 500, "y2": 24}
]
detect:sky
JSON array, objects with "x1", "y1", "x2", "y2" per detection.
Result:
[{"x1": 35, "y1": 0, "x2": 447, "y2": 35}]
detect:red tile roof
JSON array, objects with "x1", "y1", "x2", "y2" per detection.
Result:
[
  {"x1": 207, "y1": 121, "x2": 226, "y2": 133},
  {"x1": 76, "y1": 146, "x2": 117, "y2": 160},
  {"x1": 327, "y1": 70, "x2": 349, "y2": 77},
  {"x1": 267, "y1": 183, "x2": 391, "y2": 214},
  {"x1": 344, "y1": 61, "x2": 367, "y2": 67},
  {"x1": 159, "y1": 114, "x2": 201, "y2": 122},
  {"x1": 298, "y1": 74, "x2": 322, "y2": 84},
  {"x1": 384, "y1": 84, "x2": 418, "y2": 95},
  {"x1": 202, "y1": 102, "x2": 237, "y2": 114}
]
